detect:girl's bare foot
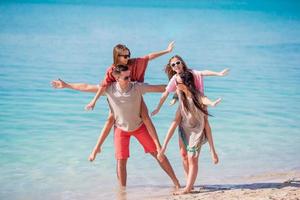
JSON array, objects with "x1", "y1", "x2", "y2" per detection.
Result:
[
  {"x1": 212, "y1": 98, "x2": 222, "y2": 107},
  {"x1": 212, "y1": 151, "x2": 219, "y2": 164},
  {"x1": 174, "y1": 181, "x2": 181, "y2": 190},
  {"x1": 169, "y1": 98, "x2": 177, "y2": 106}
]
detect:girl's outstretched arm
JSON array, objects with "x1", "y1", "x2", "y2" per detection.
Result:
[
  {"x1": 157, "y1": 108, "x2": 181, "y2": 161},
  {"x1": 147, "y1": 41, "x2": 175, "y2": 60},
  {"x1": 85, "y1": 86, "x2": 106, "y2": 110},
  {"x1": 201, "y1": 96, "x2": 222, "y2": 107},
  {"x1": 51, "y1": 79, "x2": 98, "y2": 93},
  {"x1": 151, "y1": 90, "x2": 170, "y2": 116},
  {"x1": 201, "y1": 68, "x2": 230, "y2": 76}
]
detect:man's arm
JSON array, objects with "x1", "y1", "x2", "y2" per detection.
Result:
[
  {"x1": 51, "y1": 79, "x2": 98, "y2": 93},
  {"x1": 143, "y1": 84, "x2": 167, "y2": 93},
  {"x1": 201, "y1": 68, "x2": 230, "y2": 76},
  {"x1": 147, "y1": 41, "x2": 175, "y2": 60}
]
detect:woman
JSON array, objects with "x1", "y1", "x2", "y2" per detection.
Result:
[
  {"x1": 152, "y1": 55, "x2": 229, "y2": 164},
  {"x1": 158, "y1": 70, "x2": 213, "y2": 194}
]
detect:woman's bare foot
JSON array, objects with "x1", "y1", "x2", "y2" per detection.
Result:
[
  {"x1": 88, "y1": 147, "x2": 101, "y2": 162},
  {"x1": 212, "y1": 151, "x2": 219, "y2": 164},
  {"x1": 173, "y1": 188, "x2": 191, "y2": 195},
  {"x1": 211, "y1": 98, "x2": 222, "y2": 107}
]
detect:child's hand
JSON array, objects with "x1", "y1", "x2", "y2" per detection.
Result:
[
  {"x1": 85, "y1": 101, "x2": 96, "y2": 111},
  {"x1": 166, "y1": 41, "x2": 175, "y2": 53},
  {"x1": 219, "y1": 68, "x2": 230, "y2": 76},
  {"x1": 151, "y1": 108, "x2": 160, "y2": 116},
  {"x1": 51, "y1": 78, "x2": 67, "y2": 89},
  {"x1": 88, "y1": 147, "x2": 101, "y2": 162}
]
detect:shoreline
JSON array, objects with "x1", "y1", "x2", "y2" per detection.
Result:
[{"x1": 154, "y1": 170, "x2": 300, "y2": 200}]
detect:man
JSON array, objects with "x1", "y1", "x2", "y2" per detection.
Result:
[{"x1": 52, "y1": 65, "x2": 180, "y2": 188}]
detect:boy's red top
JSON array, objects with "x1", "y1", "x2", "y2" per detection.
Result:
[{"x1": 101, "y1": 56, "x2": 150, "y2": 87}]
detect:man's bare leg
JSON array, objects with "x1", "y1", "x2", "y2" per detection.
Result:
[
  {"x1": 116, "y1": 159, "x2": 128, "y2": 187},
  {"x1": 150, "y1": 152, "x2": 180, "y2": 189}
]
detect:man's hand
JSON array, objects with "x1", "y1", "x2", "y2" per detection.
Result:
[
  {"x1": 89, "y1": 147, "x2": 101, "y2": 162},
  {"x1": 51, "y1": 78, "x2": 67, "y2": 89},
  {"x1": 151, "y1": 108, "x2": 160, "y2": 116}
]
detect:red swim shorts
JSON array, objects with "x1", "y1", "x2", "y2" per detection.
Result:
[{"x1": 114, "y1": 124, "x2": 157, "y2": 159}]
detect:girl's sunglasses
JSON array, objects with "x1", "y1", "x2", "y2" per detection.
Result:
[
  {"x1": 118, "y1": 54, "x2": 130, "y2": 59},
  {"x1": 170, "y1": 60, "x2": 181, "y2": 67}
]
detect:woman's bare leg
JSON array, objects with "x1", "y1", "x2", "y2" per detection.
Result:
[{"x1": 179, "y1": 138, "x2": 189, "y2": 178}]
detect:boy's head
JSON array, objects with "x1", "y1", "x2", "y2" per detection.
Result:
[
  {"x1": 113, "y1": 44, "x2": 131, "y2": 66},
  {"x1": 113, "y1": 65, "x2": 131, "y2": 83}
]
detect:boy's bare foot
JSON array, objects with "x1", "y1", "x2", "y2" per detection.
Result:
[
  {"x1": 88, "y1": 147, "x2": 101, "y2": 162},
  {"x1": 212, "y1": 151, "x2": 219, "y2": 164},
  {"x1": 212, "y1": 98, "x2": 222, "y2": 107}
]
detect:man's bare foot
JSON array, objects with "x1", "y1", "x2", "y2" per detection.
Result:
[
  {"x1": 212, "y1": 151, "x2": 219, "y2": 164},
  {"x1": 211, "y1": 98, "x2": 222, "y2": 107},
  {"x1": 88, "y1": 147, "x2": 100, "y2": 162},
  {"x1": 173, "y1": 181, "x2": 181, "y2": 190}
]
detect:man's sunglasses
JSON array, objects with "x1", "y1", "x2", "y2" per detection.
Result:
[
  {"x1": 118, "y1": 54, "x2": 130, "y2": 59},
  {"x1": 170, "y1": 60, "x2": 181, "y2": 67},
  {"x1": 122, "y1": 76, "x2": 131, "y2": 81}
]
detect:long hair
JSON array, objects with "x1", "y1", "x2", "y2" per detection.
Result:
[
  {"x1": 113, "y1": 44, "x2": 131, "y2": 66},
  {"x1": 179, "y1": 70, "x2": 209, "y2": 116},
  {"x1": 164, "y1": 55, "x2": 189, "y2": 80}
]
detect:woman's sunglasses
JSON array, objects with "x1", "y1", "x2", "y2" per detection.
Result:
[
  {"x1": 170, "y1": 60, "x2": 181, "y2": 67},
  {"x1": 118, "y1": 54, "x2": 130, "y2": 59}
]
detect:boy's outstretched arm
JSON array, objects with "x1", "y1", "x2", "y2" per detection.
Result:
[
  {"x1": 147, "y1": 41, "x2": 175, "y2": 60},
  {"x1": 51, "y1": 79, "x2": 98, "y2": 93},
  {"x1": 201, "y1": 68, "x2": 230, "y2": 76}
]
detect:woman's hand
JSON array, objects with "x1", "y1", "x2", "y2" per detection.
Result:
[
  {"x1": 219, "y1": 68, "x2": 230, "y2": 76},
  {"x1": 85, "y1": 101, "x2": 96, "y2": 111}
]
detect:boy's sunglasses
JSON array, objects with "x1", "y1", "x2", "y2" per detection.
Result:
[
  {"x1": 118, "y1": 54, "x2": 130, "y2": 59},
  {"x1": 170, "y1": 60, "x2": 181, "y2": 67}
]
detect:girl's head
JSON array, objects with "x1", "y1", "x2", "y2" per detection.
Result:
[
  {"x1": 165, "y1": 55, "x2": 188, "y2": 80},
  {"x1": 113, "y1": 44, "x2": 131, "y2": 66},
  {"x1": 176, "y1": 70, "x2": 208, "y2": 116}
]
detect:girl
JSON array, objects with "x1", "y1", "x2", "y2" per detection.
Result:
[
  {"x1": 158, "y1": 70, "x2": 216, "y2": 194},
  {"x1": 152, "y1": 55, "x2": 229, "y2": 164}
]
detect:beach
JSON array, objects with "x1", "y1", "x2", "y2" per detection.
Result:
[
  {"x1": 1, "y1": 1, "x2": 300, "y2": 199},
  {"x1": 158, "y1": 170, "x2": 300, "y2": 200}
]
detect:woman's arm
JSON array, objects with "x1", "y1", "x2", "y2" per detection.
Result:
[
  {"x1": 51, "y1": 79, "x2": 98, "y2": 93},
  {"x1": 147, "y1": 41, "x2": 175, "y2": 60},
  {"x1": 201, "y1": 68, "x2": 230, "y2": 76},
  {"x1": 151, "y1": 90, "x2": 170, "y2": 116}
]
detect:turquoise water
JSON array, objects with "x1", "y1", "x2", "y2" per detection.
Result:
[{"x1": 1, "y1": 1, "x2": 300, "y2": 199}]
